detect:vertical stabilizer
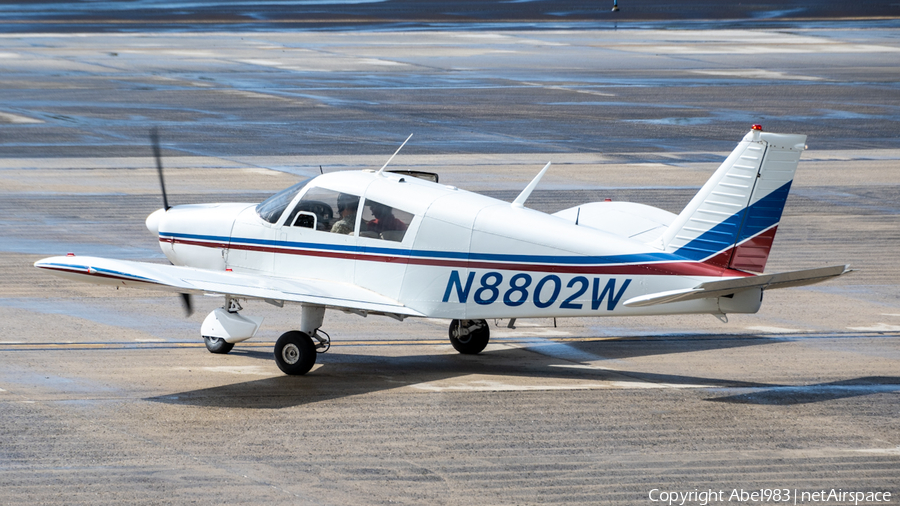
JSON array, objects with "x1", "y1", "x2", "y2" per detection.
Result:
[{"x1": 660, "y1": 126, "x2": 807, "y2": 272}]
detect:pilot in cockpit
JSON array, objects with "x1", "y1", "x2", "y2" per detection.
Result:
[{"x1": 330, "y1": 193, "x2": 359, "y2": 234}]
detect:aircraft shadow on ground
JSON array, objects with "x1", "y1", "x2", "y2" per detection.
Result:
[
  {"x1": 544, "y1": 333, "x2": 776, "y2": 360},
  {"x1": 146, "y1": 335, "x2": 799, "y2": 409},
  {"x1": 146, "y1": 335, "x2": 897, "y2": 409},
  {"x1": 706, "y1": 376, "x2": 900, "y2": 405}
]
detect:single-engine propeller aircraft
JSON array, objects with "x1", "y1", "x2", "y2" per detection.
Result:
[{"x1": 36, "y1": 125, "x2": 850, "y2": 375}]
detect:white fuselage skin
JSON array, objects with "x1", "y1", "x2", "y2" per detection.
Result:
[{"x1": 149, "y1": 170, "x2": 761, "y2": 320}]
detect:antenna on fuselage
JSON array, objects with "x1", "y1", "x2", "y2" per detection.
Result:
[
  {"x1": 512, "y1": 161, "x2": 551, "y2": 209},
  {"x1": 376, "y1": 133, "x2": 413, "y2": 176}
]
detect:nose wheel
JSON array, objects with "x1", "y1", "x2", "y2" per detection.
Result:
[
  {"x1": 204, "y1": 336, "x2": 234, "y2": 354},
  {"x1": 448, "y1": 319, "x2": 490, "y2": 354}
]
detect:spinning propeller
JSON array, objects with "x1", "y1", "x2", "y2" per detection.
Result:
[{"x1": 149, "y1": 127, "x2": 193, "y2": 316}]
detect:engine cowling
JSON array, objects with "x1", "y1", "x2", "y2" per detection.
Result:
[{"x1": 149, "y1": 203, "x2": 254, "y2": 270}]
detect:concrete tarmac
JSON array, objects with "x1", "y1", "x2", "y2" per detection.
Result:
[{"x1": 1, "y1": 19, "x2": 899, "y2": 506}]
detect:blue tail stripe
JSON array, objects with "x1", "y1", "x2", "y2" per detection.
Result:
[
  {"x1": 674, "y1": 181, "x2": 792, "y2": 261},
  {"x1": 737, "y1": 181, "x2": 792, "y2": 242}
]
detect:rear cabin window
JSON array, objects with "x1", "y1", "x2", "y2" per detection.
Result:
[{"x1": 359, "y1": 199, "x2": 413, "y2": 242}]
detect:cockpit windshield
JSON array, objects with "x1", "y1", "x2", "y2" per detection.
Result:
[{"x1": 255, "y1": 178, "x2": 312, "y2": 224}]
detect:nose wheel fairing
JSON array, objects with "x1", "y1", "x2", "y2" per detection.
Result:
[{"x1": 200, "y1": 307, "x2": 264, "y2": 345}]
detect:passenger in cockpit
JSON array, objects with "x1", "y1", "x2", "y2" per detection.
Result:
[{"x1": 367, "y1": 202, "x2": 408, "y2": 234}]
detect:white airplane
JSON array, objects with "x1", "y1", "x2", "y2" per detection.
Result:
[{"x1": 35, "y1": 125, "x2": 850, "y2": 375}]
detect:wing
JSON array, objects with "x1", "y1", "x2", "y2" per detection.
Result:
[
  {"x1": 623, "y1": 264, "x2": 851, "y2": 308},
  {"x1": 34, "y1": 256, "x2": 424, "y2": 318}
]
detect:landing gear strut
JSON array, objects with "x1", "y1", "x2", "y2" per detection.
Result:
[{"x1": 449, "y1": 319, "x2": 490, "y2": 354}]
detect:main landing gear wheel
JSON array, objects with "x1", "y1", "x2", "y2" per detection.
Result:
[
  {"x1": 204, "y1": 336, "x2": 234, "y2": 354},
  {"x1": 449, "y1": 319, "x2": 490, "y2": 355},
  {"x1": 274, "y1": 331, "x2": 317, "y2": 375}
]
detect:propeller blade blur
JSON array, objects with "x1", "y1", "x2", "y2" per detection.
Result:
[
  {"x1": 150, "y1": 127, "x2": 170, "y2": 211},
  {"x1": 180, "y1": 292, "x2": 194, "y2": 316}
]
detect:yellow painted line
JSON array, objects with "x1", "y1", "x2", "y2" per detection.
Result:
[
  {"x1": 554, "y1": 336, "x2": 633, "y2": 343},
  {"x1": 0, "y1": 333, "x2": 805, "y2": 351},
  {"x1": 0, "y1": 340, "x2": 452, "y2": 350},
  {"x1": 0, "y1": 338, "x2": 546, "y2": 351},
  {"x1": 0, "y1": 343, "x2": 113, "y2": 350},
  {"x1": 317, "y1": 339, "x2": 448, "y2": 346},
  {"x1": 0, "y1": 342, "x2": 206, "y2": 350}
]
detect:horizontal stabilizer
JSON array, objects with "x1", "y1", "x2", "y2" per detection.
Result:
[{"x1": 623, "y1": 264, "x2": 851, "y2": 308}]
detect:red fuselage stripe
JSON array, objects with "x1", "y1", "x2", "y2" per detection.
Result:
[{"x1": 162, "y1": 237, "x2": 754, "y2": 278}]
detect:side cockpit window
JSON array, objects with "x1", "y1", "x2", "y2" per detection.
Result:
[
  {"x1": 283, "y1": 187, "x2": 361, "y2": 236},
  {"x1": 360, "y1": 200, "x2": 413, "y2": 242}
]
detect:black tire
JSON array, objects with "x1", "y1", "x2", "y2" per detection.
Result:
[
  {"x1": 274, "y1": 331, "x2": 317, "y2": 375},
  {"x1": 204, "y1": 336, "x2": 234, "y2": 354},
  {"x1": 448, "y1": 319, "x2": 490, "y2": 355}
]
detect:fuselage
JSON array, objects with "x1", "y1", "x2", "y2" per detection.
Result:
[{"x1": 150, "y1": 170, "x2": 760, "y2": 319}]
